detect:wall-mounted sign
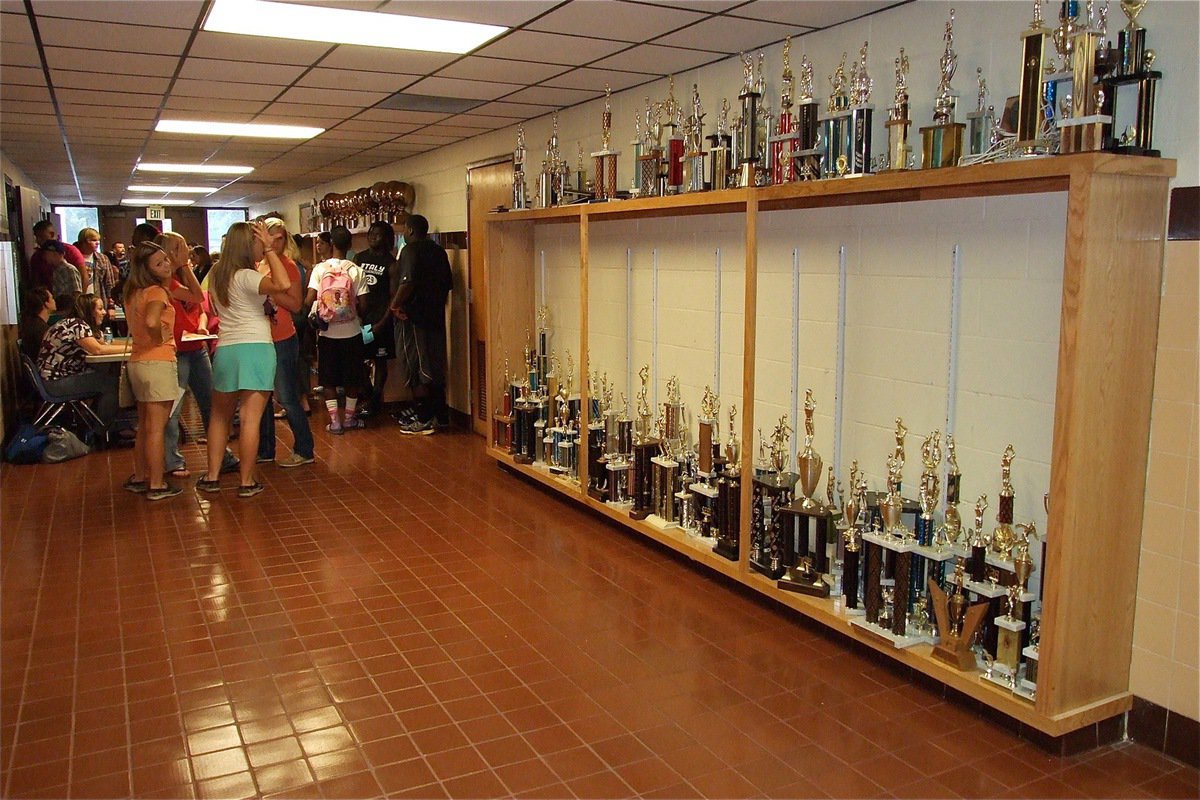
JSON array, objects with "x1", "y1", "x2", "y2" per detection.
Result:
[{"x1": 147, "y1": 206, "x2": 165, "y2": 221}]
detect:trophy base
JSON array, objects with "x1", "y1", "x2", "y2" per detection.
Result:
[
  {"x1": 777, "y1": 570, "x2": 830, "y2": 598},
  {"x1": 630, "y1": 509, "x2": 651, "y2": 521},
  {"x1": 750, "y1": 558, "x2": 786, "y2": 580},
  {"x1": 513, "y1": 455, "x2": 534, "y2": 465},
  {"x1": 645, "y1": 514, "x2": 679, "y2": 531},
  {"x1": 713, "y1": 541, "x2": 738, "y2": 561},
  {"x1": 1111, "y1": 144, "x2": 1161, "y2": 158},
  {"x1": 849, "y1": 618, "x2": 928, "y2": 649},
  {"x1": 587, "y1": 487, "x2": 609, "y2": 502},
  {"x1": 919, "y1": 122, "x2": 966, "y2": 169}
]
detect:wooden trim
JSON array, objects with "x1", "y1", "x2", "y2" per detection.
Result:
[
  {"x1": 739, "y1": 198, "x2": 758, "y2": 575},
  {"x1": 578, "y1": 213, "x2": 590, "y2": 489}
]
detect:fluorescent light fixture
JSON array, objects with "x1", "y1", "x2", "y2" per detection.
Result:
[
  {"x1": 136, "y1": 162, "x2": 254, "y2": 175},
  {"x1": 121, "y1": 198, "x2": 195, "y2": 207},
  {"x1": 156, "y1": 120, "x2": 324, "y2": 139},
  {"x1": 203, "y1": 0, "x2": 507, "y2": 54},
  {"x1": 127, "y1": 185, "x2": 217, "y2": 194}
]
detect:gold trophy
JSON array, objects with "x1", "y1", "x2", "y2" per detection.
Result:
[
  {"x1": 943, "y1": 434, "x2": 963, "y2": 545},
  {"x1": 778, "y1": 392, "x2": 833, "y2": 597},
  {"x1": 992, "y1": 444, "x2": 1016, "y2": 557},
  {"x1": 879, "y1": 417, "x2": 908, "y2": 538},
  {"x1": 883, "y1": 47, "x2": 912, "y2": 171},
  {"x1": 929, "y1": 558, "x2": 990, "y2": 670},
  {"x1": 592, "y1": 84, "x2": 620, "y2": 201},
  {"x1": 1016, "y1": 0, "x2": 1052, "y2": 152},
  {"x1": 921, "y1": 8, "x2": 967, "y2": 168},
  {"x1": 796, "y1": 390, "x2": 823, "y2": 509}
]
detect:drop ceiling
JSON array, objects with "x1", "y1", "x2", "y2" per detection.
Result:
[{"x1": 0, "y1": 0, "x2": 903, "y2": 209}]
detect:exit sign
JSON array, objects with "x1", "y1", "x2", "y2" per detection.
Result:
[{"x1": 147, "y1": 206, "x2": 165, "y2": 221}]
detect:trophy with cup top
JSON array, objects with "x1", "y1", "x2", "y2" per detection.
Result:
[{"x1": 778, "y1": 391, "x2": 834, "y2": 596}]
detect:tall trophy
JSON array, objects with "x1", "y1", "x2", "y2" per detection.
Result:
[
  {"x1": 512, "y1": 125, "x2": 530, "y2": 209},
  {"x1": 1016, "y1": 0, "x2": 1052, "y2": 153},
  {"x1": 792, "y1": 54, "x2": 821, "y2": 179},
  {"x1": 819, "y1": 52, "x2": 851, "y2": 176},
  {"x1": 750, "y1": 416, "x2": 798, "y2": 578},
  {"x1": 841, "y1": 467, "x2": 867, "y2": 612},
  {"x1": 966, "y1": 68, "x2": 994, "y2": 156},
  {"x1": 736, "y1": 53, "x2": 763, "y2": 187},
  {"x1": 846, "y1": 42, "x2": 875, "y2": 175},
  {"x1": 714, "y1": 404, "x2": 741, "y2": 561},
  {"x1": 778, "y1": 390, "x2": 832, "y2": 597},
  {"x1": 769, "y1": 36, "x2": 799, "y2": 184},
  {"x1": 921, "y1": 9, "x2": 966, "y2": 169},
  {"x1": 970, "y1": 493, "x2": 989, "y2": 582},
  {"x1": 943, "y1": 434, "x2": 963, "y2": 545},
  {"x1": 637, "y1": 97, "x2": 666, "y2": 197},
  {"x1": 629, "y1": 365, "x2": 658, "y2": 520},
  {"x1": 1058, "y1": 0, "x2": 1116, "y2": 153},
  {"x1": 592, "y1": 85, "x2": 620, "y2": 201},
  {"x1": 1101, "y1": 0, "x2": 1162, "y2": 155},
  {"x1": 992, "y1": 444, "x2": 1017, "y2": 557},
  {"x1": 882, "y1": 48, "x2": 913, "y2": 171},
  {"x1": 681, "y1": 84, "x2": 708, "y2": 192},
  {"x1": 706, "y1": 100, "x2": 733, "y2": 191}
]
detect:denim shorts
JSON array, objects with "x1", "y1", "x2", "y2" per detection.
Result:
[{"x1": 212, "y1": 343, "x2": 276, "y2": 393}]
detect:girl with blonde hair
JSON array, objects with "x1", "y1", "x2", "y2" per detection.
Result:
[
  {"x1": 198, "y1": 220, "x2": 291, "y2": 497},
  {"x1": 123, "y1": 240, "x2": 204, "y2": 500}
]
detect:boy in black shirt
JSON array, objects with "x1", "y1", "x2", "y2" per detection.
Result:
[
  {"x1": 354, "y1": 221, "x2": 398, "y2": 417},
  {"x1": 390, "y1": 214, "x2": 453, "y2": 434}
]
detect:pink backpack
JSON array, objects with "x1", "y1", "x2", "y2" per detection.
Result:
[{"x1": 317, "y1": 261, "x2": 356, "y2": 324}]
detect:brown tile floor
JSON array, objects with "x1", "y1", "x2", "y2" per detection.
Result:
[{"x1": 2, "y1": 421, "x2": 1197, "y2": 799}]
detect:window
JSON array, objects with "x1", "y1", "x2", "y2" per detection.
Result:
[
  {"x1": 54, "y1": 206, "x2": 99, "y2": 242},
  {"x1": 206, "y1": 209, "x2": 248, "y2": 255},
  {"x1": 135, "y1": 217, "x2": 173, "y2": 233}
]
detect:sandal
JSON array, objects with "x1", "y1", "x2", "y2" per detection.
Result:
[
  {"x1": 169, "y1": 468, "x2": 191, "y2": 479},
  {"x1": 196, "y1": 477, "x2": 222, "y2": 493},
  {"x1": 238, "y1": 481, "x2": 265, "y2": 498},
  {"x1": 122, "y1": 475, "x2": 148, "y2": 494},
  {"x1": 273, "y1": 409, "x2": 287, "y2": 419}
]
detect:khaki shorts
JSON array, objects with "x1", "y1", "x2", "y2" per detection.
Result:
[{"x1": 127, "y1": 359, "x2": 181, "y2": 403}]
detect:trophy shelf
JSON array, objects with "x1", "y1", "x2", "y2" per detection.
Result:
[{"x1": 485, "y1": 151, "x2": 1176, "y2": 739}]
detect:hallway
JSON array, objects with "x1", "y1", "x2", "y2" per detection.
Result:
[{"x1": 1, "y1": 426, "x2": 1196, "y2": 799}]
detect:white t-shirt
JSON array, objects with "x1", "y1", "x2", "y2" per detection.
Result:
[
  {"x1": 308, "y1": 258, "x2": 368, "y2": 340},
  {"x1": 213, "y1": 268, "x2": 272, "y2": 346}
]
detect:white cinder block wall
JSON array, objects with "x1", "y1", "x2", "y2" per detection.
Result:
[{"x1": 255, "y1": 0, "x2": 1199, "y2": 722}]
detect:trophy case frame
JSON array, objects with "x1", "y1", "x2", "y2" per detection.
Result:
[{"x1": 484, "y1": 152, "x2": 1175, "y2": 737}]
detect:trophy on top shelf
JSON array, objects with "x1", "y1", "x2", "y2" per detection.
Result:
[
  {"x1": 966, "y1": 68, "x2": 995, "y2": 156},
  {"x1": 819, "y1": 52, "x2": 851, "y2": 177},
  {"x1": 630, "y1": 105, "x2": 644, "y2": 196},
  {"x1": 681, "y1": 85, "x2": 708, "y2": 193},
  {"x1": 750, "y1": 415, "x2": 799, "y2": 579},
  {"x1": 768, "y1": 36, "x2": 800, "y2": 184},
  {"x1": 778, "y1": 390, "x2": 833, "y2": 597},
  {"x1": 713, "y1": 404, "x2": 742, "y2": 561},
  {"x1": 706, "y1": 100, "x2": 733, "y2": 191},
  {"x1": 1015, "y1": 0, "x2": 1053, "y2": 154},
  {"x1": 792, "y1": 53, "x2": 822, "y2": 180},
  {"x1": 537, "y1": 112, "x2": 570, "y2": 208},
  {"x1": 512, "y1": 125, "x2": 530, "y2": 209},
  {"x1": 663, "y1": 76, "x2": 686, "y2": 193},
  {"x1": 736, "y1": 53, "x2": 764, "y2": 187},
  {"x1": 921, "y1": 8, "x2": 967, "y2": 168},
  {"x1": 1058, "y1": 0, "x2": 1118, "y2": 153},
  {"x1": 637, "y1": 97, "x2": 667, "y2": 198},
  {"x1": 882, "y1": 47, "x2": 913, "y2": 172},
  {"x1": 1101, "y1": 0, "x2": 1162, "y2": 156},
  {"x1": 846, "y1": 42, "x2": 875, "y2": 175},
  {"x1": 929, "y1": 558, "x2": 991, "y2": 670},
  {"x1": 592, "y1": 85, "x2": 621, "y2": 201}
]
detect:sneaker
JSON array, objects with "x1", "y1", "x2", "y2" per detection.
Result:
[
  {"x1": 238, "y1": 481, "x2": 265, "y2": 498},
  {"x1": 196, "y1": 477, "x2": 222, "y2": 493},
  {"x1": 326, "y1": 422, "x2": 343, "y2": 436},
  {"x1": 391, "y1": 407, "x2": 419, "y2": 424},
  {"x1": 122, "y1": 475, "x2": 148, "y2": 494},
  {"x1": 146, "y1": 485, "x2": 183, "y2": 501},
  {"x1": 399, "y1": 418, "x2": 435, "y2": 436},
  {"x1": 256, "y1": 455, "x2": 273, "y2": 464},
  {"x1": 278, "y1": 454, "x2": 315, "y2": 468},
  {"x1": 342, "y1": 416, "x2": 365, "y2": 430}
]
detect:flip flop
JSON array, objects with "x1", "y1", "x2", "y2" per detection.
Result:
[{"x1": 169, "y1": 468, "x2": 191, "y2": 479}]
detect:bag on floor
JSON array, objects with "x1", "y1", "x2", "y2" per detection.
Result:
[
  {"x1": 4, "y1": 424, "x2": 50, "y2": 464},
  {"x1": 42, "y1": 426, "x2": 90, "y2": 463}
]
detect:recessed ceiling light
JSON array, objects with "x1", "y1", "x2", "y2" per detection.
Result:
[
  {"x1": 121, "y1": 198, "x2": 195, "y2": 207},
  {"x1": 156, "y1": 120, "x2": 324, "y2": 139},
  {"x1": 136, "y1": 162, "x2": 254, "y2": 175},
  {"x1": 127, "y1": 185, "x2": 218, "y2": 194},
  {"x1": 203, "y1": 0, "x2": 507, "y2": 54}
]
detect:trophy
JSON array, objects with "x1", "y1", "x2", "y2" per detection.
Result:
[
  {"x1": 916, "y1": 431, "x2": 942, "y2": 547},
  {"x1": 630, "y1": 105, "x2": 644, "y2": 195},
  {"x1": 605, "y1": 392, "x2": 634, "y2": 506},
  {"x1": 992, "y1": 445, "x2": 1017, "y2": 557},
  {"x1": 648, "y1": 377, "x2": 685, "y2": 527},
  {"x1": 629, "y1": 365, "x2": 657, "y2": 520},
  {"x1": 736, "y1": 53, "x2": 763, "y2": 187},
  {"x1": 929, "y1": 559, "x2": 991, "y2": 670},
  {"x1": 920, "y1": 9, "x2": 967, "y2": 168},
  {"x1": 1058, "y1": 0, "x2": 1116, "y2": 153},
  {"x1": 769, "y1": 37, "x2": 800, "y2": 184},
  {"x1": 966, "y1": 68, "x2": 995, "y2": 156},
  {"x1": 819, "y1": 52, "x2": 851, "y2": 177},
  {"x1": 779, "y1": 391, "x2": 832, "y2": 597},
  {"x1": 751, "y1": 416, "x2": 798, "y2": 578},
  {"x1": 637, "y1": 97, "x2": 667, "y2": 197},
  {"x1": 681, "y1": 84, "x2": 708, "y2": 193},
  {"x1": 592, "y1": 85, "x2": 621, "y2": 201},
  {"x1": 1016, "y1": 0, "x2": 1052, "y2": 153},
  {"x1": 512, "y1": 125, "x2": 530, "y2": 209},
  {"x1": 970, "y1": 493, "x2": 989, "y2": 582},
  {"x1": 663, "y1": 76, "x2": 685, "y2": 193},
  {"x1": 697, "y1": 386, "x2": 719, "y2": 476},
  {"x1": 1101, "y1": 0, "x2": 1162, "y2": 155},
  {"x1": 493, "y1": 358, "x2": 516, "y2": 453},
  {"x1": 706, "y1": 100, "x2": 733, "y2": 191},
  {"x1": 714, "y1": 404, "x2": 741, "y2": 561},
  {"x1": 841, "y1": 468, "x2": 867, "y2": 611},
  {"x1": 846, "y1": 42, "x2": 875, "y2": 175},
  {"x1": 882, "y1": 47, "x2": 913, "y2": 171}
]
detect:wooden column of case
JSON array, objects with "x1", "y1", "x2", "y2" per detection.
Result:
[{"x1": 482, "y1": 153, "x2": 1175, "y2": 736}]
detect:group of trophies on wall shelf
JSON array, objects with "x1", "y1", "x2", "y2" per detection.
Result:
[
  {"x1": 506, "y1": 0, "x2": 1162, "y2": 209},
  {"x1": 492, "y1": 312, "x2": 1048, "y2": 701}
]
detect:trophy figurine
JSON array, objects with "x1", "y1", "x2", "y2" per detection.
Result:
[
  {"x1": 883, "y1": 47, "x2": 912, "y2": 171},
  {"x1": 512, "y1": 125, "x2": 530, "y2": 209},
  {"x1": 819, "y1": 52, "x2": 851, "y2": 177},
  {"x1": 795, "y1": 390, "x2": 823, "y2": 510},
  {"x1": 929, "y1": 559, "x2": 991, "y2": 670},
  {"x1": 681, "y1": 83, "x2": 708, "y2": 193},
  {"x1": 592, "y1": 84, "x2": 621, "y2": 201},
  {"x1": 920, "y1": 8, "x2": 966, "y2": 168},
  {"x1": 1101, "y1": 0, "x2": 1162, "y2": 156},
  {"x1": 992, "y1": 445, "x2": 1017, "y2": 557},
  {"x1": 778, "y1": 391, "x2": 832, "y2": 597},
  {"x1": 714, "y1": 404, "x2": 741, "y2": 561},
  {"x1": 966, "y1": 67, "x2": 995, "y2": 156},
  {"x1": 769, "y1": 36, "x2": 800, "y2": 184}
]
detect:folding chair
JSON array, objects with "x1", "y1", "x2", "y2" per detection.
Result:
[{"x1": 20, "y1": 355, "x2": 106, "y2": 434}]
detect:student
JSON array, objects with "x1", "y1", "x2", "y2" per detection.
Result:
[
  {"x1": 198, "y1": 221, "x2": 291, "y2": 497},
  {"x1": 19, "y1": 287, "x2": 54, "y2": 361},
  {"x1": 391, "y1": 215, "x2": 453, "y2": 435},
  {"x1": 255, "y1": 218, "x2": 314, "y2": 468},
  {"x1": 75, "y1": 228, "x2": 118, "y2": 309},
  {"x1": 36, "y1": 292, "x2": 125, "y2": 430},
  {"x1": 123, "y1": 241, "x2": 203, "y2": 501},
  {"x1": 306, "y1": 225, "x2": 369, "y2": 433},
  {"x1": 189, "y1": 245, "x2": 213, "y2": 284},
  {"x1": 29, "y1": 219, "x2": 87, "y2": 289},
  {"x1": 354, "y1": 220, "x2": 398, "y2": 418},
  {"x1": 40, "y1": 241, "x2": 82, "y2": 299}
]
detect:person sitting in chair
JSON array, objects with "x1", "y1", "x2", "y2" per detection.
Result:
[{"x1": 35, "y1": 293, "x2": 126, "y2": 432}]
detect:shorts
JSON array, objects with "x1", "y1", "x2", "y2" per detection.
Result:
[
  {"x1": 127, "y1": 359, "x2": 183, "y2": 403},
  {"x1": 368, "y1": 316, "x2": 395, "y2": 360},
  {"x1": 397, "y1": 319, "x2": 447, "y2": 389},
  {"x1": 317, "y1": 334, "x2": 366, "y2": 389},
  {"x1": 212, "y1": 342, "x2": 276, "y2": 393}
]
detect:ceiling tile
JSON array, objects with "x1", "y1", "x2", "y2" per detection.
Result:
[
  {"x1": 652, "y1": 15, "x2": 798, "y2": 52},
  {"x1": 51, "y1": 70, "x2": 172, "y2": 94},
  {"x1": 436, "y1": 56, "x2": 567, "y2": 85},
  {"x1": 473, "y1": 30, "x2": 628, "y2": 66},
  {"x1": 178, "y1": 57, "x2": 310, "y2": 86},
  {"x1": 442, "y1": 112, "x2": 513, "y2": 130},
  {"x1": 379, "y1": 0, "x2": 558, "y2": 26},
  {"x1": 0, "y1": 99, "x2": 55, "y2": 116},
  {"x1": 470, "y1": 101, "x2": 557, "y2": 119},
  {"x1": 274, "y1": 85, "x2": 391, "y2": 108},
  {"x1": 633, "y1": 0, "x2": 747, "y2": 9},
  {"x1": 1, "y1": 65, "x2": 45, "y2": 86},
  {"x1": 1, "y1": 11, "x2": 33, "y2": 44},
  {"x1": 501, "y1": 85, "x2": 604, "y2": 107},
  {"x1": 35, "y1": 18, "x2": 193, "y2": 55},
  {"x1": 318, "y1": 46, "x2": 455, "y2": 75},
  {"x1": 295, "y1": 68, "x2": 418, "y2": 93},
  {"x1": 589, "y1": 43, "x2": 721, "y2": 73},
  {"x1": 1, "y1": 42, "x2": 41, "y2": 67},
  {"x1": 0, "y1": 111, "x2": 55, "y2": 125},
  {"x1": 316, "y1": 129, "x2": 397, "y2": 143},
  {"x1": 60, "y1": 102, "x2": 158, "y2": 120},
  {"x1": 1, "y1": 84, "x2": 51, "y2": 103},
  {"x1": 529, "y1": 1, "x2": 708, "y2": 42},
  {"x1": 171, "y1": 78, "x2": 284, "y2": 102},
  {"x1": 44, "y1": 48, "x2": 180, "y2": 77},
  {"x1": 252, "y1": 112, "x2": 353, "y2": 129},
  {"x1": 333, "y1": 119, "x2": 420, "y2": 135},
  {"x1": 396, "y1": 132, "x2": 462, "y2": 145},
  {"x1": 544, "y1": 67, "x2": 655, "y2": 93},
  {"x1": 189, "y1": 31, "x2": 333, "y2": 65},
  {"x1": 256, "y1": 102, "x2": 357, "y2": 126},
  {"x1": 420, "y1": 123, "x2": 496, "y2": 138},
  {"x1": 402, "y1": 76, "x2": 520, "y2": 102},
  {"x1": 357, "y1": 109, "x2": 449, "y2": 125},
  {"x1": 31, "y1": 0, "x2": 204, "y2": 27},
  {"x1": 164, "y1": 95, "x2": 267, "y2": 115},
  {"x1": 728, "y1": 0, "x2": 894, "y2": 28}
]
